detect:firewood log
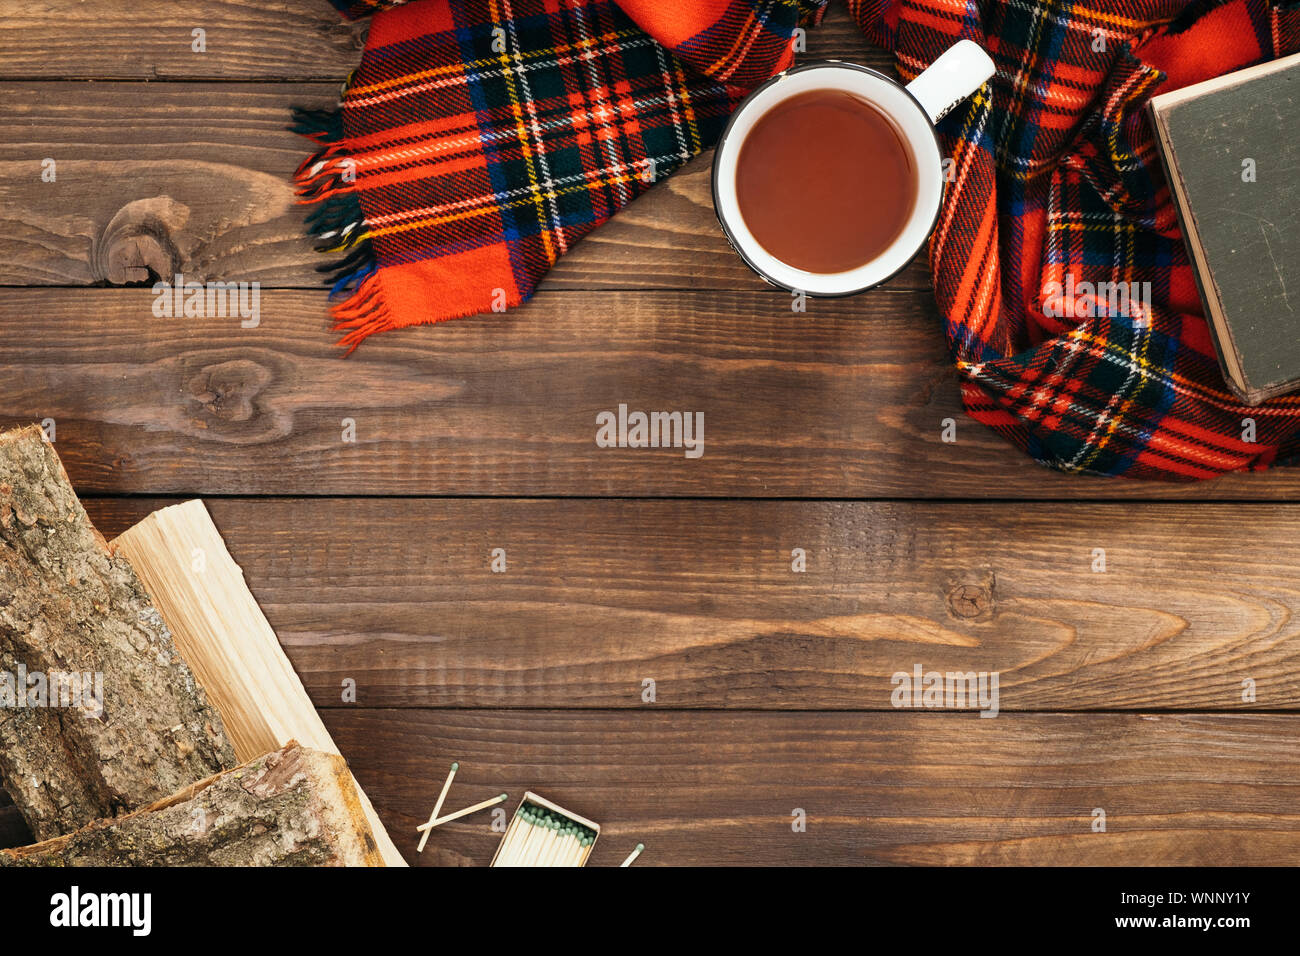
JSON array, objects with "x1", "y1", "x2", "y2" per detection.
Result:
[
  {"x1": 114, "y1": 499, "x2": 405, "y2": 865},
  {"x1": 0, "y1": 426, "x2": 236, "y2": 840},
  {"x1": 0, "y1": 743, "x2": 381, "y2": 866}
]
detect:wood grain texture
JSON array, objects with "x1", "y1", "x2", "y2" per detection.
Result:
[
  {"x1": 78, "y1": 497, "x2": 1300, "y2": 711},
  {"x1": 324, "y1": 708, "x2": 1300, "y2": 866},
  {"x1": 5, "y1": 0, "x2": 1298, "y2": 871},
  {"x1": 0, "y1": 82, "x2": 336, "y2": 287},
  {"x1": 0, "y1": 12, "x2": 924, "y2": 292},
  {"x1": 0, "y1": 0, "x2": 875, "y2": 80},
  {"x1": 0, "y1": 1, "x2": 367, "y2": 80},
  {"x1": 6, "y1": 288, "x2": 1300, "y2": 498}
]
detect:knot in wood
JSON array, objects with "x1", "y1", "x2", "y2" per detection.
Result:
[
  {"x1": 186, "y1": 360, "x2": 271, "y2": 424},
  {"x1": 93, "y1": 197, "x2": 188, "y2": 285},
  {"x1": 946, "y1": 583, "x2": 989, "y2": 619}
]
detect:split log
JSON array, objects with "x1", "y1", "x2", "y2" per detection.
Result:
[
  {"x1": 0, "y1": 426, "x2": 236, "y2": 841},
  {"x1": 0, "y1": 743, "x2": 381, "y2": 866},
  {"x1": 114, "y1": 499, "x2": 406, "y2": 866}
]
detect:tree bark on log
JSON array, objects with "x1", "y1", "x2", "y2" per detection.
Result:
[
  {"x1": 0, "y1": 426, "x2": 236, "y2": 841},
  {"x1": 0, "y1": 743, "x2": 382, "y2": 866},
  {"x1": 114, "y1": 499, "x2": 406, "y2": 865}
]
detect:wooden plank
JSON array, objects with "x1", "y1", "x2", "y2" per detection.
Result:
[
  {"x1": 8, "y1": 286, "x2": 1300, "y2": 498},
  {"x1": 0, "y1": 21, "x2": 925, "y2": 292},
  {"x1": 0, "y1": 0, "x2": 874, "y2": 81},
  {"x1": 0, "y1": 82, "x2": 337, "y2": 287},
  {"x1": 7, "y1": 288, "x2": 1300, "y2": 498},
  {"x1": 324, "y1": 708, "x2": 1300, "y2": 865},
  {"x1": 0, "y1": 1, "x2": 366, "y2": 80},
  {"x1": 80, "y1": 497, "x2": 1300, "y2": 711}
]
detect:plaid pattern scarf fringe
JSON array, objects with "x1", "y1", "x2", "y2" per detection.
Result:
[
  {"x1": 292, "y1": 0, "x2": 824, "y2": 351},
  {"x1": 295, "y1": 0, "x2": 1300, "y2": 482}
]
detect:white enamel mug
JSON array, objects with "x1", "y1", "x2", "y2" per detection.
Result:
[{"x1": 711, "y1": 40, "x2": 996, "y2": 296}]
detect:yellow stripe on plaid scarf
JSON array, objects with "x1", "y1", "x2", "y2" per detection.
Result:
[
  {"x1": 670, "y1": 50, "x2": 703, "y2": 153},
  {"x1": 493, "y1": 0, "x2": 559, "y2": 264}
]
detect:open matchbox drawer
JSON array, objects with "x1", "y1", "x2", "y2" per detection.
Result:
[{"x1": 490, "y1": 792, "x2": 601, "y2": 867}]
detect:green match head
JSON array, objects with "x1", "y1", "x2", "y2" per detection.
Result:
[
  {"x1": 450, "y1": 762, "x2": 459, "y2": 771},
  {"x1": 635, "y1": 843, "x2": 644, "y2": 852}
]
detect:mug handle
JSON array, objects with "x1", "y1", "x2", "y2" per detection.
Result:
[{"x1": 905, "y1": 39, "x2": 996, "y2": 124}]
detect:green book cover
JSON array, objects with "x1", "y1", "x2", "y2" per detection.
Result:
[{"x1": 1151, "y1": 52, "x2": 1300, "y2": 404}]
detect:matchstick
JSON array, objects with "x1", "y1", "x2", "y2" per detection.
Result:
[
  {"x1": 492, "y1": 800, "x2": 601, "y2": 866},
  {"x1": 509, "y1": 815, "x2": 535, "y2": 856},
  {"x1": 528, "y1": 823, "x2": 552, "y2": 867},
  {"x1": 507, "y1": 820, "x2": 543, "y2": 867},
  {"x1": 495, "y1": 814, "x2": 527, "y2": 865},
  {"x1": 542, "y1": 825, "x2": 570, "y2": 867},
  {"x1": 416, "y1": 761, "x2": 458, "y2": 853},
  {"x1": 565, "y1": 832, "x2": 587, "y2": 866},
  {"x1": 537, "y1": 816, "x2": 564, "y2": 866},
  {"x1": 523, "y1": 817, "x2": 555, "y2": 866},
  {"x1": 545, "y1": 827, "x2": 571, "y2": 867},
  {"x1": 500, "y1": 811, "x2": 538, "y2": 866},
  {"x1": 557, "y1": 830, "x2": 583, "y2": 866},
  {"x1": 498, "y1": 809, "x2": 527, "y2": 865},
  {"x1": 620, "y1": 843, "x2": 645, "y2": 867},
  {"x1": 416, "y1": 792, "x2": 508, "y2": 831}
]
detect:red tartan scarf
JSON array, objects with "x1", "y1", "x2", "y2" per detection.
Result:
[{"x1": 296, "y1": 0, "x2": 1300, "y2": 481}]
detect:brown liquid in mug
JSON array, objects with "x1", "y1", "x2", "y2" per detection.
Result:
[{"x1": 735, "y1": 90, "x2": 917, "y2": 275}]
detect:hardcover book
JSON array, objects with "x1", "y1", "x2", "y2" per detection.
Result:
[{"x1": 1150, "y1": 51, "x2": 1300, "y2": 404}]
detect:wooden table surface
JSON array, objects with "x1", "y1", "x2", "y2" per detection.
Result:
[{"x1": 2, "y1": 1, "x2": 1298, "y2": 866}]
